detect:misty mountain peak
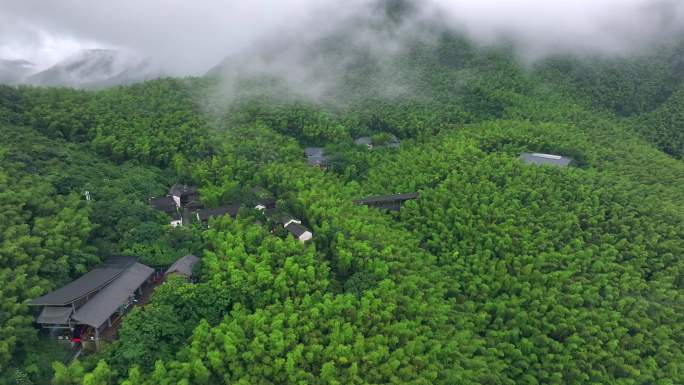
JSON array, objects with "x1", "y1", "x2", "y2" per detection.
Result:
[
  {"x1": 24, "y1": 48, "x2": 159, "y2": 89},
  {"x1": 378, "y1": 0, "x2": 419, "y2": 23},
  {"x1": 0, "y1": 58, "x2": 35, "y2": 84}
]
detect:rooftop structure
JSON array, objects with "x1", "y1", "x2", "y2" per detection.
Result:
[
  {"x1": 263, "y1": 210, "x2": 313, "y2": 242},
  {"x1": 354, "y1": 192, "x2": 419, "y2": 211},
  {"x1": 274, "y1": 213, "x2": 302, "y2": 228},
  {"x1": 31, "y1": 257, "x2": 136, "y2": 307},
  {"x1": 165, "y1": 255, "x2": 200, "y2": 278},
  {"x1": 195, "y1": 205, "x2": 240, "y2": 222},
  {"x1": 386, "y1": 134, "x2": 400, "y2": 149},
  {"x1": 31, "y1": 257, "x2": 153, "y2": 342},
  {"x1": 285, "y1": 222, "x2": 313, "y2": 242},
  {"x1": 354, "y1": 134, "x2": 400, "y2": 150},
  {"x1": 169, "y1": 183, "x2": 198, "y2": 198},
  {"x1": 149, "y1": 196, "x2": 177, "y2": 214},
  {"x1": 36, "y1": 306, "x2": 73, "y2": 325},
  {"x1": 252, "y1": 186, "x2": 276, "y2": 210},
  {"x1": 354, "y1": 137, "x2": 373, "y2": 149},
  {"x1": 70, "y1": 262, "x2": 153, "y2": 329},
  {"x1": 305, "y1": 147, "x2": 328, "y2": 168},
  {"x1": 169, "y1": 183, "x2": 200, "y2": 209},
  {"x1": 520, "y1": 153, "x2": 573, "y2": 167}
]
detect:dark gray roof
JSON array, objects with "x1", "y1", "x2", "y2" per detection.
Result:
[
  {"x1": 354, "y1": 137, "x2": 372, "y2": 146},
  {"x1": 71, "y1": 262, "x2": 153, "y2": 328},
  {"x1": 273, "y1": 213, "x2": 299, "y2": 226},
  {"x1": 387, "y1": 134, "x2": 400, "y2": 149},
  {"x1": 307, "y1": 157, "x2": 327, "y2": 166},
  {"x1": 305, "y1": 147, "x2": 327, "y2": 166},
  {"x1": 355, "y1": 135, "x2": 400, "y2": 149},
  {"x1": 286, "y1": 222, "x2": 310, "y2": 238},
  {"x1": 169, "y1": 183, "x2": 198, "y2": 197},
  {"x1": 166, "y1": 255, "x2": 200, "y2": 277},
  {"x1": 252, "y1": 187, "x2": 276, "y2": 207},
  {"x1": 520, "y1": 153, "x2": 572, "y2": 167},
  {"x1": 36, "y1": 306, "x2": 73, "y2": 325},
  {"x1": 149, "y1": 196, "x2": 177, "y2": 213},
  {"x1": 195, "y1": 205, "x2": 240, "y2": 221},
  {"x1": 30, "y1": 257, "x2": 136, "y2": 306},
  {"x1": 304, "y1": 147, "x2": 324, "y2": 156},
  {"x1": 354, "y1": 192, "x2": 419, "y2": 205},
  {"x1": 257, "y1": 196, "x2": 276, "y2": 207},
  {"x1": 251, "y1": 186, "x2": 272, "y2": 197}
]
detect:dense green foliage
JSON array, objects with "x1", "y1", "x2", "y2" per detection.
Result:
[
  {"x1": 2, "y1": 15, "x2": 684, "y2": 385},
  {"x1": 7, "y1": 79, "x2": 213, "y2": 166},
  {"x1": 636, "y1": 84, "x2": 684, "y2": 159},
  {"x1": 0, "y1": 102, "x2": 202, "y2": 383}
]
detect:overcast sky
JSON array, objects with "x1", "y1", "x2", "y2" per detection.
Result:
[{"x1": 1, "y1": 0, "x2": 683, "y2": 74}]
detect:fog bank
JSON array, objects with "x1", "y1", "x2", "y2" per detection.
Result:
[{"x1": 1, "y1": 0, "x2": 683, "y2": 74}]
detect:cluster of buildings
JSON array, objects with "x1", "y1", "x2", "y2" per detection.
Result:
[
  {"x1": 32, "y1": 147, "x2": 572, "y2": 353},
  {"x1": 247, "y1": 186, "x2": 314, "y2": 242},
  {"x1": 249, "y1": 188, "x2": 314, "y2": 242},
  {"x1": 150, "y1": 152, "x2": 569, "y2": 233},
  {"x1": 347, "y1": 153, "x2": 571, "y2": 212},
  {"x1": 303, "y1": 135, "x2": 401, "y2": 171},
  {"x1": 149, "y1": 184, "x2": 241, "y2": 228},
  {"x1": 150, "y1": 184, "x2": 314, "y2": 243},
  {"x1": 267, "y1": 212, "x2": 313, "y2": 242}
]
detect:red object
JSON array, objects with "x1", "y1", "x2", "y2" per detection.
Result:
[{"x1": 71, "y1": 338, "x2": 81, "y2": 343}]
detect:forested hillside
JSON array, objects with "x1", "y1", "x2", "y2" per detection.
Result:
[{"x1": 2, "y1": 8, "x2": 684, "y2": 385}]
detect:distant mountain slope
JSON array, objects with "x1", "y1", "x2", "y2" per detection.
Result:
[
  {"x1": 25, "y1": 49, "x2": 159, "y2": 89},
  {"x1": 534, "y1": 43, "x2": 684, "y2": 117},
  {"x1": 635, "y1": 83, "x2": 684, "y2": 158},
  {"x1": 204, "y1": 0, "x2": 447, "y2": 104},
  {"x1": 0, "y1": 58, "x2": 35, "y2": 84}
]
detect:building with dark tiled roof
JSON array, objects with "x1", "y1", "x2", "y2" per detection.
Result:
[
  {"x1": 305, "y1": 147, "x2": 328, "y2": 168},
  {"x1": 354, "y1": 137, "x2": 373, "y2": 149},
  {"x1": 252, "y1": 187, "x2": 276, "y2": 210},
  {"x1": 169, "y1": 183, "x2": 200, "y2": 209},
  {"x1": 520, "y1": 153, "x2": 572, "y2": 167},
  {"x1": 285, "y1": 222, "x2": 313, "y2": 242},
  {"x1": 273, "y1": 213, "x2": 301, "y2": 228},
  {"x1": 166, "y1": 255, "x2": 200, "y2": 279},
  {"x1": 354, "y1": 192, "x2": 419, "y2": 211},
  {"x1": 354, "y1": 135, "x2": 400, "y2": 150},
  {"x1": 263, "y1": 210, "x2": 312, "y2": 242},
  {"x1": 195, "y1": 205, "x2": 240, "y2": 222},
  {"x1": 30, "y1": 257, "x2": 153, "y2": 342},
  {"x1": 149, "y1": 196, "x2": 177, "y2": 214}
]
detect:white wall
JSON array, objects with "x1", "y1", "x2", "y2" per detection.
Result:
[{"x1": 299, "y1": 231, "x2": 313, "y2": 242}]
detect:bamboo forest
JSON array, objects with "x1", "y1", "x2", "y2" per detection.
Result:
[{"x1": 1, "y1": 1, "x2": 684, "y2": 384}]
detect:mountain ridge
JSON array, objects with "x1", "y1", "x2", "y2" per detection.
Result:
[{"x1": 0, "y1": 49, "x2": 161, "y2": 88}]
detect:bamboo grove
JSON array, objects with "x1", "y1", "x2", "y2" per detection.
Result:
[{"x1": 2, "y1": 23, "x2": 684, "y2": 385}]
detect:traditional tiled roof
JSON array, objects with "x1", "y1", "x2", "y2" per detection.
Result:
[
  {"x1": 354, "y1": 192, "x2": 419, "y2": 205},
  {"x1": 520, "y1": 153, "x2": 572, "y2": 167}
]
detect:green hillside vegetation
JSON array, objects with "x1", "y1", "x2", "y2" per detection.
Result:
[
  {"x1": 1, "y1": 21, "x2": 684, "y2": 385},
  {"x1": 635, "y1": 84, "x2": 684, "y2": 159}
]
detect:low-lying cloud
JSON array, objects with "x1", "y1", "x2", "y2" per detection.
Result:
[
  {"x1": 435, "y1": 0, "x2": 684, "y2": 59},
  {"x1": 1, "y1": 0, "x2": 683, "y2": 74}
]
